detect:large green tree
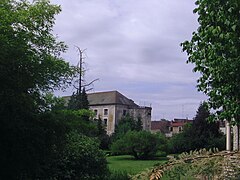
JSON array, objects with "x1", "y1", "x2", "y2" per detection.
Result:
[
  {"x1": 181, "y1": 0, "x2": 240, "y2": 123},
  {"x1": 111, "y1": 131, "x2": 166, "y2": 159},
  {"x1": 0, "y1": 0, "x2": 75, "y2": 178}
]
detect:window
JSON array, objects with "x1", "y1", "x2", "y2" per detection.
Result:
[
  {"x1": 94, "y1": 109, "x2": 98, "y2": 116},
  {"x1": 179, "y1": 126, "x2": 182, "y2": 132},
  {"x1": 104, "y1": 109, "x2": 108, "y2": 116},
  {"x1": 123, "y1": 110, "x2": 127, "y2": 116},
  {"x1": 104, "y1": 119, "x2": 107, "y2": 125}
]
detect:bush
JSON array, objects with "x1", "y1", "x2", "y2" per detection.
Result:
[
  {"x1": 57, "y1": 131, "x2": 109, "y2": 180},
  {"x1": 111, "y1": 131, "x2": 166, "y2": 159}
]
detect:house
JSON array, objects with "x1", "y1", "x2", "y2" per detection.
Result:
[
  {"x1": 64, "y1": 91, "x2": 152, "y2": 135},
  {"x1": 151, "y1": 118, "x2": 193, "y2": 137},
  {"x1": 151, "y1": 120, "x2": 171, "y2": 135},
  {"x1": 170, "y1": 118, "x2": 193, "y2": 135}
]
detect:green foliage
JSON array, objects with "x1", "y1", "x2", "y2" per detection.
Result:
[
  {"x1": 149, "y1": 148, "x2": 227, "y2": 180},
  {"x1": 113, "y1": 114, "x2": 143, "y2": 141},
  {"x1": 68, "y1": 87, "x2": 89, "y2": 110},
  {"x1": 111, "y1": 131, "x2": 166, "y2": 159},
  {"x1": 41, "y1": 92, "x2": 66, "y2": 111},
  {"x1": 0, "y1": 0, "x2": 109, "y2": 179},
  {"x1": 0, "y1": 0, "x2": 76, "y2": 179},
  {"x1": 181, "y1": 0, "x2": 240, "y2": 123},
  {"x1": 58, "y1": 131, "x2": 109, "y2": 180},
  {"x1": 167, "y1": 103, "x2": 225, "y2": 154},
  {"x1": 43, "y1": 109, "x2": 97, "y2": 137},
  {"x1": 96, "y1": 118, "x2": 111, "y2": 150}
]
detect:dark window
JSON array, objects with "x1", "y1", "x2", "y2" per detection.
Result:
[
  {"x1": 179, "y1": 127, "x2": 182, "y2": 132},
  {"x1": 123, "y1": 110, "x2": 127, "y2": 116},
  {"x1": 104, "y1": 119, "x2": 107, "y2": 125},
  {"x1": 94, "y1": 109, "x2": 98, "y2": 116},
  {"x1": 104, "y1": 109, "x2": 108, "y2": 116}
]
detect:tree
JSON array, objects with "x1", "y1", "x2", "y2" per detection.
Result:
[
  {"x1": 113, "y1": 114, "x2": 143, "y2": 141},
  {"x1": 167, "y1": 103, "x2": 225, "y2": 154},
  {"x1": 135, "y1": 116, "x2": 143, "y2": 131},
  {"x1": 193, "y1": 102, "x2": 220, "y2": 137},
  {"x1": 57, "y1": 131, "x2": 109, "y2": 180},
  {"x1": 0, "y1": 0, "x2": 75, "y2": 178},
  {"x1": 111, "y1": 131, "x2": 165, "y2": 159},
  {"x1": 181, "y1": 0, "x2": 240, "y2": 123},
  {"x1": 96, "y1": 117, "x2": 111, "y2": 150},
  {"x1": 68, "y1": 87, "x2": 89, "y2": 110}
]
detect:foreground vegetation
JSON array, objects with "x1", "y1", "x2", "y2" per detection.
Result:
[{"x1": 133, "y1": 149, "x2": 240, "y2": 180}]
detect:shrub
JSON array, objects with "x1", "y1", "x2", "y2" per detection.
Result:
[
  {"x1": 57, "y1": 131, "x2": 109, "y2": 180},
  {"x1": 111, "y1": 131, "x2": 166, "y2": 159}
]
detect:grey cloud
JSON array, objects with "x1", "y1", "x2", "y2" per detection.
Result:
[{"x1": 53, "y1": 0, "x2": 206, "y2": 120}]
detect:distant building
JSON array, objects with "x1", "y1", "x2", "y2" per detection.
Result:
[
  {"x1": 64, "y1": 91, "x2": 151, "y2": 135},
  {"x1": 151, "y1": 120, "x2": 171, "y2": 134},
  {"x1": 170, "y1": 118, "x2": 193, "y2": 136},
  {"x1": 151, "y1": 118, "x2": 193, "y2": 137}
]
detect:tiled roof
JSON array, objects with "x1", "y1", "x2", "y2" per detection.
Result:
[
  {"x1": 88, "y1": 91, "x2": 138, "y2": 106},
  {"x1": 63, "y1": 91, "x2": 138, "y2": 107},
  {"x1": 151, "y1": 120, "x2": 171, "y2": 133},
  {"x1": 171, "y1": 122, "x2": 185, "y2": 127}
]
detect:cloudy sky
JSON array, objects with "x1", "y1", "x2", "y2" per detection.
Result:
[{"x1": 53, "y1": 0, "x2": 207, "y2": 120}]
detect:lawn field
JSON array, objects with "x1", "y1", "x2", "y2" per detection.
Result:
[{"x1": 107, "y1": 155, "x2": 167, "y2": 175}]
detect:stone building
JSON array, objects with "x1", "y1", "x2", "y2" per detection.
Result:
[
  {"x1": 151, "y1": 118, "x2": 192, "y2": 137},
  {"x1": 64, "y1": 91, "x2": 152, "y2": 135}
]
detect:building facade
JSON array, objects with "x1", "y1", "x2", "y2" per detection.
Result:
[{"x1": 65, "y1": 91, "x2": 152, "y2": 135}]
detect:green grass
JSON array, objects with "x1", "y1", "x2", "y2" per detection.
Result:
[{"x1": 107, "y1": 155, "x2": 168, "y2": 175}]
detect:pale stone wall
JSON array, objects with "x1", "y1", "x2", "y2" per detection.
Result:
[
  {"x1": 172, "y1": 126, "x2": 182, "y2": 134},
  {"x1": 115, "y1": 105, "x2": 129, "y2": 125},
  {"x1": 129, "y1": 107, "x2": 151, "y2": 131},
  {"x1": 90, "y1": 105, "x2": 116, "y2": 135}
]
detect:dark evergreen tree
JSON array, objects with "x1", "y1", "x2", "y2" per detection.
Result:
[
  {"x1": 81, "y1": 87, "x2": 89, "y2": 110},
  {"x1": 67, "y1": 87, "x2": 89, "y2": 110},
  {"x1": 168, "y1": 102, "x2": 225, "y2": 154},
  {"x1": 193, "y1": 102, "x2": 220, "y2": 138},
  {"x1": 96, "y1": 118, "x2": 110, "y2": 149}
]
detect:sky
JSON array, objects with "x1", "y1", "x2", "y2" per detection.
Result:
[{"x1": 53, "y1": 0, "x2": 207, "y2": 120}]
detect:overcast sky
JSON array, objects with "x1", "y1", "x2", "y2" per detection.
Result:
[{"x1": 53, "y1": 0, "x2": 207, "y2": 120}]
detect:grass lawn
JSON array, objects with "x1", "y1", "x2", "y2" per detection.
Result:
[{"x1": 107, "y1": 155, "x2": 168, "y2": 175}]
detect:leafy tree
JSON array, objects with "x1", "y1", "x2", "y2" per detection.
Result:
[
  {"x1": 57, "y1": 131, "x2": 109, "y2": 180},
  {"x1": 0, "y1": 0, "x2": 75, "y2": 178},
  {"x1": 96, "y1": 118, "x2": 111, "y2": 150},
  {"x1": 41, "y1": 92, "x2": 66, "y2": 111},
  {"x1": 113, "y1": 114, "x2": 143, "y2": 141},
  {"x1": 181, "y1": 0, "x2": 240, "y2": 123},
  {"x1": 111, "y1": 131, "x2": 165, "y2": 159}
]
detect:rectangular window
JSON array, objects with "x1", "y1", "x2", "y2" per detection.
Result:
[
  {"x1": 104, "y1": 109, "x2": 108, "y2": 116},
  {"x1": 123, "y1": 110, "x2": 127, "y2": 116},
  {"x1": 104, "y1": 118, "x2": 107, "y2": 125},
  {"x1": 94, "y1": 109, "x2": 98, "y2": 116}
]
